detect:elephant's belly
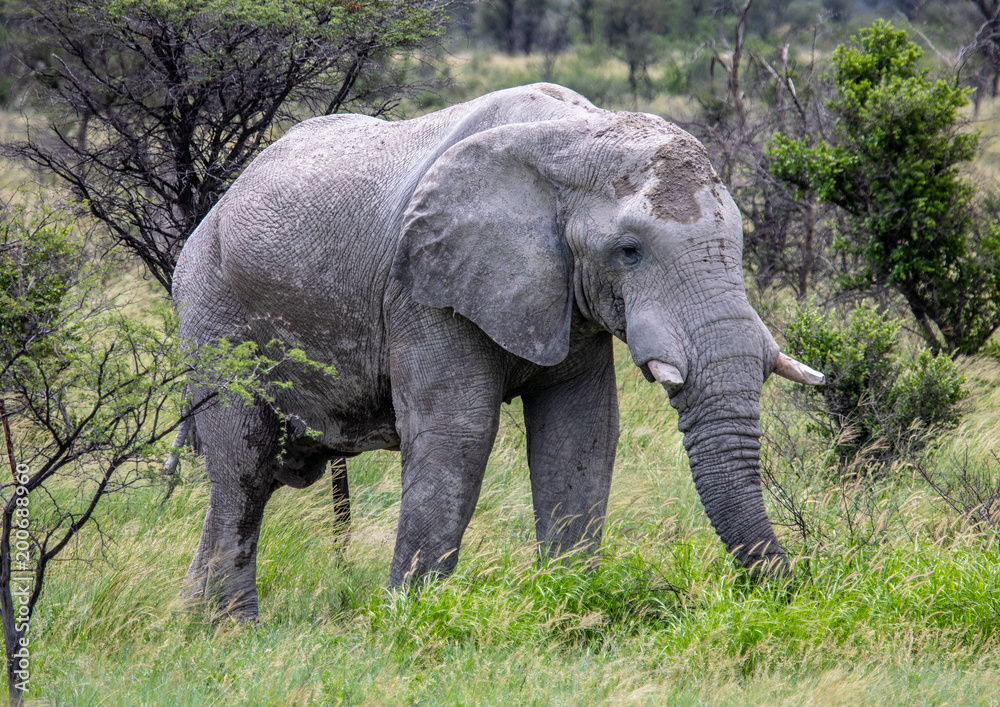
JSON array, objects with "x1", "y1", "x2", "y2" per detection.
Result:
[
  {"x1": 283, "y1": 385, "x2": 400, "y2": 454},
  {"x1": 258, "y1": 316, "x2": 400, "y2": 453},
  {"x1": 314, "y1": 369, "x2": 399, "y2": 452},
  {"x1": 321, "y1": 411, "x2": 401, "y2": 454}
]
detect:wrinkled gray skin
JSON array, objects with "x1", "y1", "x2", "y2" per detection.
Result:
[{"x1": 173, "y1": 83, "x2": 787, "y2": 619}]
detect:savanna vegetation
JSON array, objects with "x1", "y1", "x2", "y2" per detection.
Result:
[{"x1": 2, "y1": 0, "x2": 1000, "y2": 704}]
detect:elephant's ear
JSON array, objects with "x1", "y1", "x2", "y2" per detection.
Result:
[{"x1": 391, "y1": 123, "x2": 575, "y2": 366}]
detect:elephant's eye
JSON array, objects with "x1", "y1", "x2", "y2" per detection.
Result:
[{"x1": 616, "y1": 243, "x2": 642, "y2": 266}]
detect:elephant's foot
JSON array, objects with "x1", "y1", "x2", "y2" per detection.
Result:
[{"x1": 182, "y1": 554, "x2": 261, "y2": 622}]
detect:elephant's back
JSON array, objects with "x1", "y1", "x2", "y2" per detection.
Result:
[
  {"x1": 219, "y1": 113, "x2": 412, "y2": 288},
  {"x1": 214, "y1": 85, "x2": 604, "y2": 312}
]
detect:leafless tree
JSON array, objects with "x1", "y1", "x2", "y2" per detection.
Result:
[
  {"x1": 968, "y1": 0, "x2": 1000, "y2": 108},
  {"x1": 915, "y1": 451, "x2": 1000, "y2": 529},
  {"x1": 683, "y1": 7, "x2": 839, "y2": 301}
]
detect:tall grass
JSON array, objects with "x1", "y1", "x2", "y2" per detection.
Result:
[{"x1": 5, "y1": 339, "x2": 1000, "y2": 705}]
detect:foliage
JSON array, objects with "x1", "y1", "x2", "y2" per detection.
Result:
[
  {"x1": 784, "y1": 302, "x2": 967, "y2": 470},
  {"x1": 5, "y1": 0, "x2": 449, "y2": 291},
  {"x1": 468, "y1": 0, "x2": 720, "y2": 101},
  {"x1": 0, "y1": 199, "x2": 74, "y2": 354},
  {"x1": 597, "y1": 0, "x2": 671, "y2": 100},
  {"x1": 475, "y1": 0, "x2": 550, "y2": 55},
  {"x1": 915, "y1": 450, "x2": 1000, "y2": 530},
  {"x1": 768, "y1": 20, "x2": 1000, "y2": 354}
]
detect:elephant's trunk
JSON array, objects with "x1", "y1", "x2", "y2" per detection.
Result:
[{"x1": 675, "y1": 350, "x2": 787, "y2": 575}]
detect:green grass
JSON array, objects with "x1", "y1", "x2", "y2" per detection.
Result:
[{"x1": 7, "y1": 338, "x2": 1000, "y2": 705}]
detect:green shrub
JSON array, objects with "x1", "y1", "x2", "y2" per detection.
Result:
[
  {"x1": 784, "y1": 303, "x2": 967, "y2": 470},
  {"x1": 0, "y1": 198, "x2": 76, "y2": 348},
  {"x1": 768, "y1": 21, "x2": 1000, "y2": 355}
]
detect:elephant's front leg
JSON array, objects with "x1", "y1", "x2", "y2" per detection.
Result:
[
  {"x1": 388, "y1": 314, "x2": 504, "y2": 586},
  {"x1": 522, "y1": 333, "x2": 619, "y2": 557}
]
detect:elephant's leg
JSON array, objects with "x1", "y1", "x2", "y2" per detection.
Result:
[
  {"x1": 387, "y1": 316, "x2": 504, "y2": 586},
  {"x1": 182, "y1": 397, "x2": 280, "y2": 619},
  {"x1": 522, "y1": 335, "x2": 619, "y2": 558},
  {"x1": 183, "y1": 474, "x2": 276, "y2": 619},
  {"x1": 183, "y1": 399, "x2": 330, "y2": 619},
  {"x1": 388, "y1": 409, "x2": 500, "y2": 585}
]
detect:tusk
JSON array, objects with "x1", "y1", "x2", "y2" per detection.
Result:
[
  {"x1": 648, "y1": 360, "x2": 684, "y2": 393},
  {"x1": 774, "y1": 352, "x2": 825, "y2": 385}
]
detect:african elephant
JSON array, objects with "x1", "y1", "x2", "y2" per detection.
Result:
[{"x1": 173, "y1": 83, "x2": 822, "y2": 619}]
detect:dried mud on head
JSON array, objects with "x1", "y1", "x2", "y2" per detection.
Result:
[{"x1": 646, "y1": 139, "x2": 718, "y2": 225}]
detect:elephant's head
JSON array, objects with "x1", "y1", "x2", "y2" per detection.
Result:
[{"x1": 392, "y1": 92, "x2": 822, "y2": 574}]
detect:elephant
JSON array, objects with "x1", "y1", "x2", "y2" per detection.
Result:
[{"x1": 172, "y1": 82, "x2": 823, "y2": 619}]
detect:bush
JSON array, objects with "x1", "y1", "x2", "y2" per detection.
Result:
[
  {"x1": 0, "y1": 198, "x2": 76, "y2": 352},
  {"x1": 784, "y1": 303, "x2": 967, "y2": 470},
  {"x1": 0, "y1": 193, "x2": 338, "y2": 701},
  {"x1": 768, "y1": 21, "x2": 1000, "y2": 355}
]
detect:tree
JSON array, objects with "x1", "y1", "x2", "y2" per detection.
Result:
[
  {"x1": 0, "y1": 194, "x2": 331, "y2": 705},
  {"x1": 536, "y1": 1, "x2": 572, "y2": 81},
  {"x1": 0, "y1": 196, "x2": 189, "y2": 706},
  {"x1": 769, "y1": 21, "x2": 1000, "y2": 354},
  {"x1": 476, "y1": 0, "x2": 550, "y2": 55},
  {"x1": 6, "y1": 0, "x2": 449, "y2": 292},
  {"x1": 599, "y1": 0, "x2": 668, "y2": 100},
  {"x1": 576, "y1": 0, "x2": 595, "y2": 43},
  {"x1": 968, "y1": 0, "x2": 1000, "y2": 104}
]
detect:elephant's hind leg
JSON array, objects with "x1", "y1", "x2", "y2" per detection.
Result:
[
  {"x1": 182, "y1": 398, "x2": 284, "y2": 620},
  {"x1": 185, "y1": 401, "x2": 338, "y2": 619},
  {"x1": 183, "y1": 479, "x2": 277, "y2": 619}
]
